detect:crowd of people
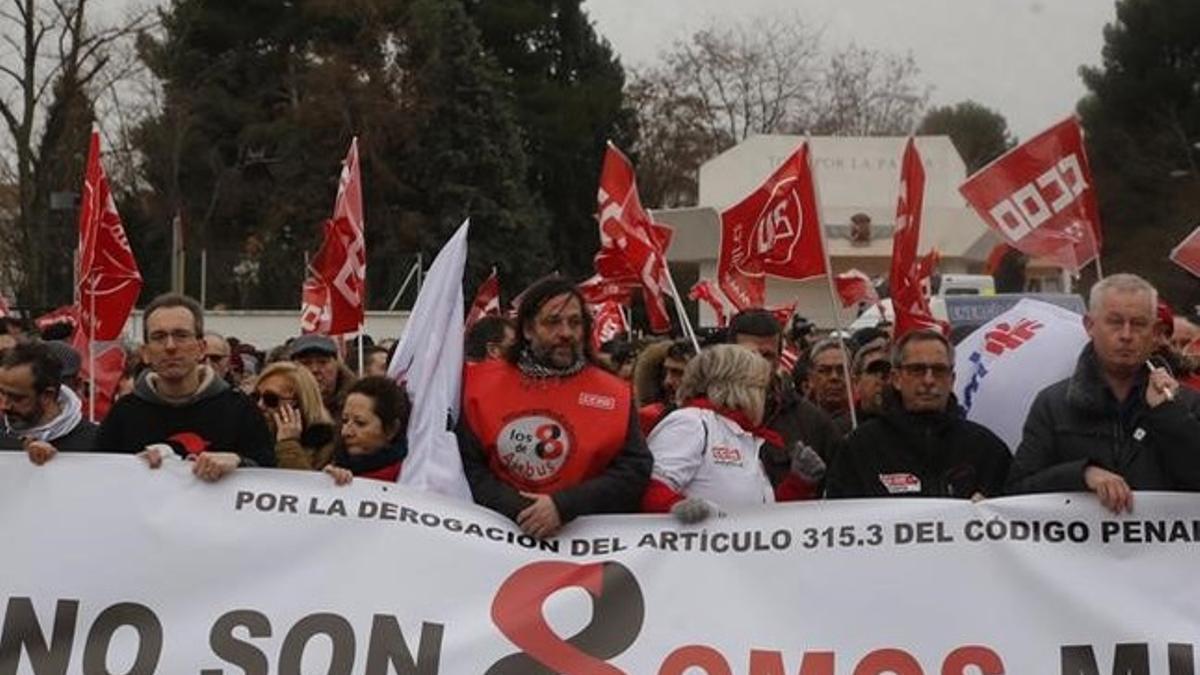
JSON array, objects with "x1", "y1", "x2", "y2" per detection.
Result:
[{"x1": 4, "y1": 272, "x2": 1200, "y2": 538}]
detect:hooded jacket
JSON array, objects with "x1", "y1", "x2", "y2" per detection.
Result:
[
  {"x1": 1007, "y1": 344, "x2": 1200, "y2": 493},
  {"x1": 0, "y1": 387, "x2": 97, "y2": 452},
  {"x1": 825, "y1": 389, "x2": 1011, "y2": 499},
  {"x1": 95, "y1": 366, "x2": 274, "y2": 467}
]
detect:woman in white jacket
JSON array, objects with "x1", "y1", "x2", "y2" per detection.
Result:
[{"x1": 641, "y1": 344, "x2": 785, "y2": 520}]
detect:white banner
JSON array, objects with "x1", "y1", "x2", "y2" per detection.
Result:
[
  {"x1": 954, "y1": 299, "x2": 1089, "y2": 452},
  {"x1": 2, "y1": 454, "x2": 1199, "y2": 675}
]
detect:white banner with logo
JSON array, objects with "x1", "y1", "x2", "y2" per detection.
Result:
[
  {"x1": 954, "y1": 298, "x2": 1089, "y2": 452},
  {"x1": 2, "y1": 454, "x2": 1199, "y2": 674}
]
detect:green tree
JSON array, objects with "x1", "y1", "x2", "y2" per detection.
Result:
[
  {"x1": 465, "y1": 0, "x2": 635, "y2": 279},
  {"x1": 1078, "y1": 0, "x2": 1200, "y2": 312},
  {"x1": 134, "y1": 0, "x2": 549, "y2": 310},
  {"x1": 917, "y1": 101, "x2": 1015, "y2": 174}
]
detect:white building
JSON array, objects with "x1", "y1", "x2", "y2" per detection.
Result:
[{"x1": 655, "y1": 134, "x2": 1065, "y2": 328}]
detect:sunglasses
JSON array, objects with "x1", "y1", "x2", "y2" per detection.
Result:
[
  {"x1": 898, "y1": 362, "x2": 952, "y2": 378},
  {"x1": 862, "y1": 361, "x2": 892, "y2": 377},
  {"x1": 251, "y1": 391, "x2": 295, "y2": 408}
]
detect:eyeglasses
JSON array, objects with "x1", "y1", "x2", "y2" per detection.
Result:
[
  {"x1": 813, "y1": 365, "x2": 846, "y2": 377},
  {"x1": 251, "y1": 391, "x2": 295, "y2": 408},
  {"x1": 204, "y1": 353, "x2": 229, "y2": 364},
  {"x1": 898, "y1": 362, "x2": 952, "y2": 378},
  {"x1": 862, "y1": 361, "x2": 892, "y2": 377},
  {"x1": 147, "y1": 330, "x2": 197, "y2": 345}
]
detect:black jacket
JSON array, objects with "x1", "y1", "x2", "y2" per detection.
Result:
[
  {"x1": 826, "y1": 390, "x2": 1011, "y2": 499},
  {"x1": 95, "y1": 368, "x2": 274, "y2": 467},
  {"x1": 0, "y1": 420, "x2": 98, "y2": 452},
  {"x1": 1007, "y1": 344, "x2": 1200, "y2": 493},
  {"x1": 760, "y1": 378, "x2": 842, "y2": 486}
]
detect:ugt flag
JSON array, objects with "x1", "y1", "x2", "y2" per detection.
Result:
[
  {"x1": 1169, "y1": 223, "x2": 1200, "y2": 278},
  {"x1": 77, "y1": 129, "x2": 142, "y2": 341},
  {"x1": 387, "y1": 220, "x2": 472, "y2": 500},
  {"x1": 953, "y1": 299, "x2": 1088, "y2": 452},
  {"x1": 301, "y1": 138, "x2": 366, "y2": 335},
  {"x1": 718, "y1": 142, "x2": 827, "y2": 309},
  {"x1": 959, "y1": 117, "x2": 1101, "y2": 273}
]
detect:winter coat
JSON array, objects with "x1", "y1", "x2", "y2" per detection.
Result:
[
  {"x1": 826, "y1": 390, "x2": 1011, "y2": 499},
  {"x1": 1007, "y1": 344, "x2": 1200, "y2": 493}
]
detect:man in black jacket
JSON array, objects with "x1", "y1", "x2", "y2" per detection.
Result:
[
  {"x1": 96, "y1": 293, "x2": 273, "y2": 480},
  {"x1": 1008, "y1": 274, "x2": 1200, "y2": 512},
  {"x1": 0, "y1": 341, "x2": 98, "y2": 462},
  {"x1": 826, "y1": 329, "x2": 1010, "y2": 498}
]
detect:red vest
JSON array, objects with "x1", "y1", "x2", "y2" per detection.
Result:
[{"x1": 463, "y1": 360, "x2": 632, "y2": 493}]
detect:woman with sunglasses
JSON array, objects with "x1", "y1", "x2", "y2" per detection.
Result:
[
  {"x1": 252, "y1": 362, "x2": 336, "y2": 471},
  {"x1": 323, "y1": 376, "x2": 409, "y2": 485}
]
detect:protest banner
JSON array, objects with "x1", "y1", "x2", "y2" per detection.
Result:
[{"x1": 3, "y1": 455, "x2": 1199, "y2": 674}]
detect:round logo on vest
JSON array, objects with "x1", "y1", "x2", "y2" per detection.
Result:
[{"x1": 497, "y1": 414, "x2": 574, "y2": 484}]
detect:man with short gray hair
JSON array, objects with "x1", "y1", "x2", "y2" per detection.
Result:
[{"x1": 1008, "y1": 273, "x2": 1200, "y2": 511}]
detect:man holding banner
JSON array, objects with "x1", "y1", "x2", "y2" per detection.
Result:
[
  {"x1": 826, "y1": 329, "x2": 1011, "y2": 499},
  {"x1": 1008, "y1": 274, "x2": 1200, "y2": 512},
  {"x1": 458, "y1": 276, "x2": 652, "y2": 539}
]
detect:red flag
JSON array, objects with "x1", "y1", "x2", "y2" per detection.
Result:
[
  {"x1": 589, "y1": 300, "x2": 628, "y2": 353},
  {"x1": 1170, "y1": 224, "x2": 1200, "y2": 278},
  {"x1": 890, "y1": 138, "x2": 946, "y2": 338},
  {"x1": 301, "y1": 138, "x2": 366, "y2": 335},
  {"x1": 77, "y1": 129, "x2": 142, "y2": 341},
  {"x1": 465, "y1": 269, "x2": 501, "y2": 329},
  {"x1": 959, "y1": 117, "x2": 1101, "y2": 272},
  {"x1": 595, "y1": 143, "x2": 674, "y2": 333},
  {"x1": 718, "y1": 143, "x2": 827, "y2": 310},
  {"x1": 36, "y1": 305, "x2": 79, "y2": 333},
  {"x1": 688, "y1": 279, "x2": 729, "y2": 327},
  {"x1": 834, "y1": 270, "x2": 879, "y2": 308},
  {"x1": 768, "y1": 303, "x2": 797, "y2": 330},
  {"x1": 71, "y1": 332, "x2": 125, "y2": 421},
  {"x1": 578, "y1": 274, "x2": 635, "y2": 306}
]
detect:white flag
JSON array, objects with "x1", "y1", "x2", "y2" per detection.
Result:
[
  {"x1": 954, "y1": 299, "x2": 1089, "y2": 452},
  {"x1": 387, "y1": 219, "x2": 472, "y2": 499}
]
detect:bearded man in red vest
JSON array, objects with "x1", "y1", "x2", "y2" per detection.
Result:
[{"x1": 458, "y1": 276, "x2": 652, "y2": 538}]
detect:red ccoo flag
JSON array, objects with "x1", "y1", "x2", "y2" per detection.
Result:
[
  {"x1": 959, "y1": 117, "x2": 1101, "y2": 273},
  {"x1": 77, "y1": 129, "x2": 142, "y2": 341},
  {"x1": 301, "y1": 138, "x2": 366, "y2": 335},
  {"x1": 834, "y1": 270, "x2": 879, "y2": 308},
  {"x1": 688, "y1": 279, "x2": 729, "y2": 327},
  {"x1": 595, "y1": 143, "x2": 674, "y2": 333},
  {"x1": 890, "y1": 138, "x2": 947, "y2": 338},
  {"x1": 465, "y1": 269, "x2": 501, "y2": 329},
  {"x1": 1170, "y1": 224, "x2": 1200, "y2": 278},
  {"x1": 718, "y1": 143, "x2": 827, "y2": 310},
  {"x1": 589, "y1": 300, "x2": 628, "y2": 353},
  {"x1": 578, "y1": 274, "x2": 635, "y2": 307}
]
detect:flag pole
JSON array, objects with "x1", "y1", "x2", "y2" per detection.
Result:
[
  {"x1": 646, "y1": 206, "x2": 702, "y2": 353},
  {"x1": 806, "y1": 138, "x2": 858, "y2": 430},
  {"x1": 88, "y1": 278, "x2": 96, "y2": 423},
  {"x1": 357, "y1": 323, "x2": 366, "y2": 377}
]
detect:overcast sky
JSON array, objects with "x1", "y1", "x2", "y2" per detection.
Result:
[{"x1": 582, "y1": 0, "x2": 1117, "y2": 140}]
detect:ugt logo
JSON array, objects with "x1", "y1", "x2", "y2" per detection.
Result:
[
  {"x1": 750, "y1": 177, "x2": 803, "y2": 266},
  {"x1": 487, "y1": 561, "x2": 644, "y2": 675},
  {"x1": 984, "y1": 317, "x2": 1045, "y2": 356}
]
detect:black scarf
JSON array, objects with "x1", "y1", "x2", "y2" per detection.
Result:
[
  {"x1": 333, "y1": 437, "x2": 408, "y2": 475},
  {"x1": 516, "y1": 346, "x2": 586, "y2": 379}
]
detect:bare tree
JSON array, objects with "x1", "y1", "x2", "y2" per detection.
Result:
[
  {"x1": 628, "y1": 14, "x2": 931, "y2": 207},
  {"x1": 0, "y1": 0, "x2": 152, "y2": 309}
]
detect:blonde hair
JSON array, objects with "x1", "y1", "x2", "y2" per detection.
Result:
[
  {"x1": 254, "y1": 361, "x2": 332, "y2": 428},
  {"x1": 676, "y1": 345, "x2": 771, "y2": 422}
]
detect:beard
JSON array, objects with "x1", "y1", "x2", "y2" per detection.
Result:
[
  {"x1": 6, "y1": 402, "x2": 44, "y2": 430},
  {"x1": 531, "y1": 339, "x2": 583, "y2": 369}
]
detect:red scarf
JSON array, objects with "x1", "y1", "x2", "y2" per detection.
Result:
[{"x1": 683, "y1": 397, "x2": 784, "y2": 448}]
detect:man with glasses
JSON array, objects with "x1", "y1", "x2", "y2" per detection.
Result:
[
  {"x1": 826, "y1": 329, "x2": 1010, "y2": 499},
  {"x1": 459, "y1": 276, "x2": 651, "y2": 539},
  {"x1": 95, "y1": 293, "x2": 273, "y2": 480},
  {"x1": 851, "y1": 339, "x2": 891, "y2": 421},
  {"x1": 807, "y1": 338, "x2": 853, "y2": 429},
  {"x1": 0, "y1": 341, "x2": 97, "y2": 462},
  {"x1": 203, "y1": 332, "x2": 232, "y2": 382},
  {"x1": 1008, "y1": 274, "x2": 1200, "y2": 512}
]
